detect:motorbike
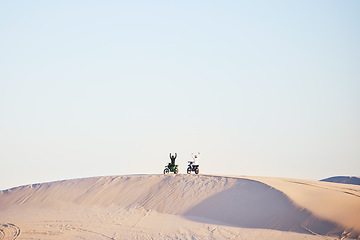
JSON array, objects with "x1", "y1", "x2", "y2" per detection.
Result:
[
  {"x1": 187, "y1": 161, "x2": 199, "y2": 174},
  {"x1": 164, "y1": 164, "x2": 179, "y2": 174}
]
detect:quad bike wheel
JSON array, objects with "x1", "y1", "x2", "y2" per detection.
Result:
[
  {"x1": 195, "y1": 168, "x2": 199, "y2": 174},
  {"x1": 174, "y1": 167, "x2": 179, "y2": 174},
  {"x1": 187, "y1": 167, "x2": 191, "y2": 174},
  {"x1": 164, "y1": 168, "x2": 169, "y2": 174}
]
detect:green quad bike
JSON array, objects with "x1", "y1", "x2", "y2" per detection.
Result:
[{"x1": 164, "y1": 164, "x2": 179, "y2": 174}]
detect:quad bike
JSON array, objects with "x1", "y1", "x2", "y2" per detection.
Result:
[
  {"x1": 164, "y1": 164, "x2": 179, "y2": 174},
  {"x1": 187, "y1": 161, "x2": 199, "y2": 174}
]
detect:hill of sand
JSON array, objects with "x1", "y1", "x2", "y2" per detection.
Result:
[
  {"x1": 320, "y1": 176, "x2": 360, "y2": 186},
  {"x1": 1, "y1": 174, "x2": 359, "y2": 239}
]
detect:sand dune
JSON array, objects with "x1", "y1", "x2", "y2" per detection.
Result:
[
  {"x1": 1, "y1": 174, "x2": 359, "y2": 239},
  {"x1": 246, "y1": 176, "x2": 360, "y2": 235},
  {"x1": 321, "y1": 176, "x2": 360, "y2": 186}
]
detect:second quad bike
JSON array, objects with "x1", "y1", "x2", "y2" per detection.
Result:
[{"x1": 187, "y1": 161, "x2": 199, "y2": 174}]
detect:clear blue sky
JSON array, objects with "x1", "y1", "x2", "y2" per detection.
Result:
[{"x1": 1, "y1": 0, "x2": 359, "y2": 190}]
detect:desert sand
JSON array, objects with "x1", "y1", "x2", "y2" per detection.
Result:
[{"x1": 1, "y1": 174, "x2": 359, "y2": 239}]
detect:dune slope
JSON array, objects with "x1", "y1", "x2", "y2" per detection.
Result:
[{"x1": 1, "y1": 174, "x2": 359, "y2": 239}]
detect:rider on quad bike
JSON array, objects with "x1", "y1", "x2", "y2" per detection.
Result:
[
  {"x1": 187, "y1": 152, "x2": 200, "y2": 174},
  {"x1": 164, "y1": 153, "x2": 179, "y2": 174}
]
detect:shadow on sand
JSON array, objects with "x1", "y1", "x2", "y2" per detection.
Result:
[{"x1": 184, "y1": 178, "x2": 343, "y2": 236}]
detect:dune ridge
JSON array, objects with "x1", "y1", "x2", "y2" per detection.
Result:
[{"x1": 1, "y1": 174, "x2": 359, "y2": 239}]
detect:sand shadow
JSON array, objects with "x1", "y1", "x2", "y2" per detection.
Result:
[{"x1": 184, "y1": 178, "x2": 343, "y2": 236}]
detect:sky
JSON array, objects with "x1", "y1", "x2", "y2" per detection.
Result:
[{"x1": 0, "y1": 0, "x2": 359, "y2": 190}]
